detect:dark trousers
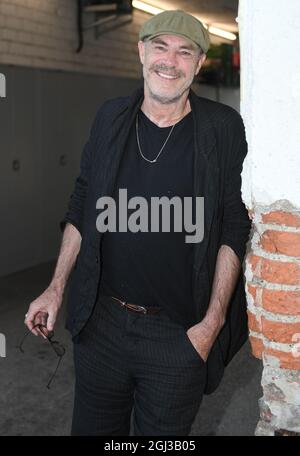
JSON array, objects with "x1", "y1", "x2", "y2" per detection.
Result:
[{"x1": 71, "y1": 294, "x2": 207, "y2": 436}]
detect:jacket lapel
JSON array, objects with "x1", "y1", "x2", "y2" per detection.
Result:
[
  {"x1": 97, "y1": 85, "x2": 144, "y2": 200},
  {"x1": 188, "y1": 89, "x2": 219, "y2": 303},
  {"x1": 93, "y1": 86, "x2": 144, "y2": 249}
]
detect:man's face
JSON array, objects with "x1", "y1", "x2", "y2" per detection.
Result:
[{"x1": 138, "y1": 34, "x2": 206, "y2": 104}]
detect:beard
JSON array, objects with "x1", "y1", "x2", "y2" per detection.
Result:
[{"x1": 143, "y1": 65, "x2": 194, "y2": 105}]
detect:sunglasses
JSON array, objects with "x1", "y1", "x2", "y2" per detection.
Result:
[{"x1": 16, "y1": 323, "x2": 66, "y2": 389}]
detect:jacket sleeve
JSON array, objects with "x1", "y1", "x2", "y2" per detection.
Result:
[
  {"x1": 59, "y1": 108, "x2": 102, "y2": 236},
  {"x1": 219, "y1": 112, "x2": 252, "y2": 265}
]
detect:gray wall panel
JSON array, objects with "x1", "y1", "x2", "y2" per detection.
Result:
[{"x1": 0, "y1": 64, "x2": 141, "y2": 276}]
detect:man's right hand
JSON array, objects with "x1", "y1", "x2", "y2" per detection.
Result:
[
  {"x1": 24, "y1": 222, "x2": 82, "y2": 338},
  {"x1": 24, "y1": 285, "x2": 63, "y2": 339}
]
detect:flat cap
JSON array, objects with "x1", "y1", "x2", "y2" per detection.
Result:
[{"x1": 139, "y1": 10, "x2": 210, "y2": 53}]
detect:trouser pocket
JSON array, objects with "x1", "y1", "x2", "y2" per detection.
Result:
[{"x1": 182, "y1": 330, "x2": 206, "y2": 365}]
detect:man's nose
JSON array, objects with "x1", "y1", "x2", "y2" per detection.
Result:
[{"x1": 162, "y1": 49, "x2": 179, "y2": 67}]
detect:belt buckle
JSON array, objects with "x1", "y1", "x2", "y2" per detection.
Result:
[
  {"x1": 111, "y1": 296, "x2": 127, "y2": 308},
  {"x1": 126, "y1": 303, "x2": 148, "y2": 314},
  {"x1": 111, "y1": 296, "x2": 147, "y2": 314}
]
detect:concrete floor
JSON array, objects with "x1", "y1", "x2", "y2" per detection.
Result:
[{"x1": 0, "y1": 262, "x2": 263, "y2": 436}]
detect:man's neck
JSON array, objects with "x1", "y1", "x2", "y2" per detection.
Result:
[{"x1": 140, "y1": 89, "x2": 191, "y2": 128}]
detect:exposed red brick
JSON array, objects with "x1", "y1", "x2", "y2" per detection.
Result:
[
  {"x1": 264, "y1": 347, "x2": 300, "y2": 370},
  {"x1": 262, "y1": 289, "x2": 300, "y2": 316},
  {"x1": 249, "y1": 335, "x2": 264, "y2": 359},
  {"x1": 260, "y1": 258, "x2": 300, "y2": 285},
  {"x1": 248, "y1": 255, "x2": 300, "y2": 285},
  {"x1": 247, "y1": 310, "x2": 262, "y2": 333},
  {"x1": 261, "y1": 317, "x2": 300, "y2": 344},
  {"x1": 247, "y1": 254, "x2": 263, "y2": 278},
  {"x1": 246, "y1": 283, "x2": 264, "y2": 309},
  {"x1": 247, "y1": 284, "x2": 257, "y2": 301},
  {"x1": 260, "y1": 230, "x2": 300, "y2": 257},
  {"x1": 262, "y1": 211, "x2": 300, "y2": 228}
]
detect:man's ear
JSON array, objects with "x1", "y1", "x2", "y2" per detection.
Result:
[
  {"x1": 195, "y1": 53, "x2": 207, "y2": 76},
  {"x1": 137, "y1": 40, "x2": 146, "y2": 65}
]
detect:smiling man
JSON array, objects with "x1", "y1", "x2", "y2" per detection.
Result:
[
  {"x1": 140, "y1": 34, "x2": 206, "y2": 105},
  {"x1": 24, "y1": 10, "x2": 251, "y2": 436}
]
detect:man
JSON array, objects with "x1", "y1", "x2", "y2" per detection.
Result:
[{"x1": 24, "y1": 10, "x2": 252, "y2": 436}]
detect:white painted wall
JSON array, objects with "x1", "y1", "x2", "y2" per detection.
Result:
[{"x1": 238, "y1": 0, "x2": 300, "y2": 209}]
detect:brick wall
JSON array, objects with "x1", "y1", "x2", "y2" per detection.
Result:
[
  {"x1": 246, "y1": 206, "x2": 300, "y2": 369},
  {"x1": 0, "y1": 0, "x2": 145, "y2": 78},
  {"x1": 245, "y1": 204, "x2": 300, "y2": 434}
]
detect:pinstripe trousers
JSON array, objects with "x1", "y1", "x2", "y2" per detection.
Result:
[{"x1": 71, "y1": 294, "x2": 207, "y2": 436}]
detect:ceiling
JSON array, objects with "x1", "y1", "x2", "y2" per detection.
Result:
[{"x1": 141, "y1": 0, "x2": 239, "y2": 43}]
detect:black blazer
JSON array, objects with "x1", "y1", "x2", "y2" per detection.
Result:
[{"x1": 60, "y1": 85, "x2": 252, "y2": 394}]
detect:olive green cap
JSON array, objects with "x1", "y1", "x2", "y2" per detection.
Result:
[{"x1": 139, "y1": 10, "x2": 210, "y2": 53}]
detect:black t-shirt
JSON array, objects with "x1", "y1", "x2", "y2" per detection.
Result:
[{"x1": 98, "y1": 107, "x2": 196, "y2": 328}]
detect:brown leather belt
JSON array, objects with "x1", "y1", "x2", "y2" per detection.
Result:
[{"x1": 109, "y1": 295, "x2": 162, "y2": 315}]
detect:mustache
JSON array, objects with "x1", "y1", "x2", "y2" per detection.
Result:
[{"x1": 150, "y1": 65, "x2": 182, "y2": 77}]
